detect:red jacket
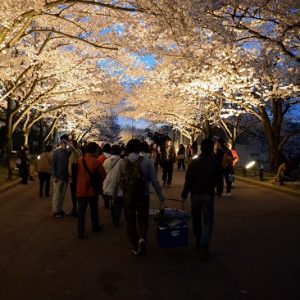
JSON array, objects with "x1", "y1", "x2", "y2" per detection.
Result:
[{"x1": 76, "y1": 154, "x2": 106, "y2": 197}]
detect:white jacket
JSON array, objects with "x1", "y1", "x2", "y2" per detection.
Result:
[{"x1": 103, "y1": 155, "x2": 123, "y2": 196}]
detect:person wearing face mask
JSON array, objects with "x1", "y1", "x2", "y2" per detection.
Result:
[{"x1": 51, "y1": 134, "x2": 70, "y2": 218}]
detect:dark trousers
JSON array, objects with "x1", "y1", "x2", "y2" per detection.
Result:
[
  {"x1": 38, "y1": 172, "x2": 51, "y2": 196},
  {"x1": 177, "y1": 159, "x2": 185, "y2": 170},
  {"x1": 123, "y1": 195, "x2": 149, "y2": 250},
  {"x1": 223, "y1": 169, "x2": 233, "y2": 193},
  {"x1": 20, "y1": 166, "x2": 29, "y2": 184},
  {"x1": 216, "y1": 170, "x2": 224, "y2": 195},
  {"x1": 162, "y1": 160, "x2": 173, "y2": 185},
  {"x1": 77, "y1": 196, "x2": 99, "y2": 235},
  {"x1": 110, "y1": 196, "x2": 124, "y2": 225},
  {"x1": 191, "y1": 194, "x2": 214, "y2": 248},
  {"x1": 70, "y1": 182, "x2": 77, "y2": 214},
  {"x1": 103, "y1": 194, "x2": 110, "y2": 209}
]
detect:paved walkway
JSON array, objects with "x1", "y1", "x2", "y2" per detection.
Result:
[{"x1": 0, "y1": 170, "x2": 299, "y2": 300}]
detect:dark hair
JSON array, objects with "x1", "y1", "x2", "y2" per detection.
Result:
[
  {"x1": 140, "y1": 141, "x2": 150, "y2": 153},
  {"x1": 126, "y1": 139, "x2": 140, "y2": 154},
  {"x1": 45, "y1": 145, "x2": 52, "y2": 152},
  {"x1": 111, "y1": 144, "x2": 121, "y2": 155},
  {"x1": 218, "y1": 137, "x2": 226, "y2": 146},
  {"x1": 60, "y1": 134, "x2": 69, "y2": 141},
  {"x1": 102, "y1": 143, "x2": 111, "y2": 153},
  {"x1": 201, "y1": 139, "x2": 214, "y2": 155},
  {"x1": 85, "y1": 142, "x2": 99, "y2": 154}
]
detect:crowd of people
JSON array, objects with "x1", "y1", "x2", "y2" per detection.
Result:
[{"x1": 29, "y1": 135, "x2": 240, "y2": 258}]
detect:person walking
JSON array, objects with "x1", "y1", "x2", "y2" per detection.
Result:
[
  {"x1": 181, "y1": 139, "x2": 222, "y2": 258},
  {"x1": 177, "y1": 144, "x2": 186, "y2": 170},
  {"x1": 68, "y1": 139, "x2": 82, "y2": 217},
  {"x1": 17, "y1": 146, "x2": 30, "y2": 184},
  {"x1": 112, "y1": 139, "x2": 164, "y2": 255},
  {"x1": 103, "y1": 144, "x2": 123, "y2": 227},
  {"x1": 186, "y1": 144, "x2": 193, "y2": 165},
  {"x1": 150, "y1": 143, "x2": 160, "y2": 173},
  {"x1": 51, "y1": 135, "x2": 70, "y2": 218},
  {"x1": 98, "y1": 143, "x2": 112, "y2": 208},
  {"x1": 160, "y1": 139, "x2": 176, "y2": 186},
  {"x1": 36, "y1": 145, "x2": 53, "y2": 197},
  {"x1": 76, "y1": 142, "x2": 106, "y2": 239},
  {"x1": 214, "y1": 138, "x2": 233, "y2": 197},
  {"x1": 227, "y1": 142, "x2": 239, "y2": 186}
]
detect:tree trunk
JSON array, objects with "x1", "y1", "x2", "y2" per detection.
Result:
[
  {"x1": 259, "y1": 101, "x2": 283, "y2": 172},
  {"x1": 4, "y1": 98, "x2": 14, "y2": 180}
]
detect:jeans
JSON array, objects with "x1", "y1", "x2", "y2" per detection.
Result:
[
  {"x1": 77, "y1": 196, "x2": 100, "y2": 235},
  {"x1": 38, "y1": 172, "x2": 51, "y2": 196},
  {"x1": 123, "y1": 195, "x2": 150, "y2": 250},
  {"x1": 191, "y1": 194, "x2": 214, "y2": 248},
  {"x1": 52, "y1": 180, "x2": 68, "y2": 213}
]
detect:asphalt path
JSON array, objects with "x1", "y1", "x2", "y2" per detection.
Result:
[{"x1": 0, "y1": 170, "x2": 299, "y2": 300}]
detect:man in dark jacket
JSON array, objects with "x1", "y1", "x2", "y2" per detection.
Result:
[
  {"x1": 181, "y1": 139, "x2": 221, "y2": 258},
  {"x1": 51, "y1": 135, "x2": 70, "y2": 218}
]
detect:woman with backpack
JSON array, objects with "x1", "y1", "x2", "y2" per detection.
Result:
[{"x1": 214, "y1": 138, "x2": 233, "y2": 197}]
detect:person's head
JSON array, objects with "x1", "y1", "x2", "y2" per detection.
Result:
[
  {"x1": 85, "y1": 142, "x2": 99, "y2": 155},
  {"x1": 140, "y1": 141, "x2": 150, "y2": 153},
  {"x1": 102, "y1": 143, "x2": 111, "y2": 154},
  {"x1": 201, "y1": 138, "x2": 214, "y2": 155},
  {"x1": 165, "y1": 139, "x2": 172, "y2": 147},
  {"x1": 218, "y1": 137, "x2": 225, "y2": 147},
  {"x1": 111, "y1": 144, "x2": 121, "y2": 156},
  {"x1": 45, "y1": 145, "x2": 52, "y2": 152},
  {"x1": 69, "y1": 139, "x2": 78, "y2": 149},
  {"x1": 150, "y1": 143, "x2": 157, "y2": 150},
  {"x1": 60, "y1": 134, "x2": 69, "y2": 148},
  {"x1": 126, "y1": 139, "x2": 141, "y2": 154}
]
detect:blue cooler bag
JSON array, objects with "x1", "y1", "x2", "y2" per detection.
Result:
[{"x1": 156, "y1": 208, "x2": 190, "y2": 248}]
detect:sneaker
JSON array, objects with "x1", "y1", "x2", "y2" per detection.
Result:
[
  {"x1": 53, "y1": 212, "x2": 62, "y2": 219},
  {"x1": 138, "y1": 238, "x2": 147, "y2": 255},
  {"x1": 67, "y1": 210, "x2": 78, "y2": 217},
  {"x1": 223, "y1": 193, "x2": 231, "y2": 197},
  {"x1": 131, "y1": 249, "x2": 140, "y2": 256}
]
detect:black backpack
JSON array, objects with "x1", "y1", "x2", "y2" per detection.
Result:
[{"x1": 121, "y1": 157, "x2": 147, "y2": 198}]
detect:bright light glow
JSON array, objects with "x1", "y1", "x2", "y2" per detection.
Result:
[
  {"x1": 37, "y1": 155, "x2": 41, "y2": 160},
  {"x1": 245, "y1": 161, "x2": 256, "y2": 169},
  {"x1": 192, "y1": 155, "x2": 198, "y2": 159}
]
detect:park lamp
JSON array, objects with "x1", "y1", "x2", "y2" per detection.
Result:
[{"x1": 245, "y1": 161, "x2": 256, "y2": 169}]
